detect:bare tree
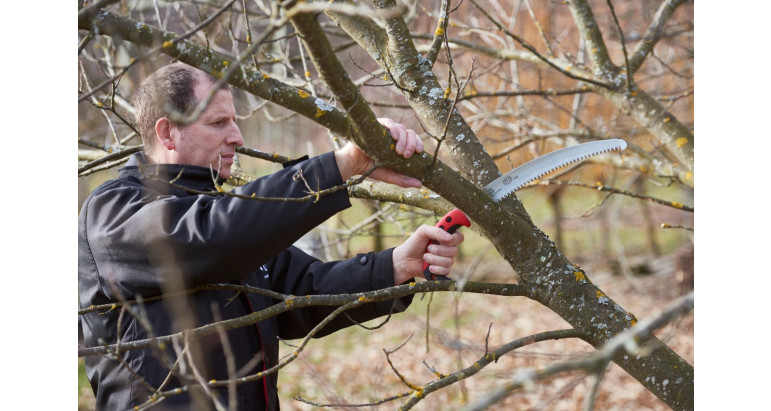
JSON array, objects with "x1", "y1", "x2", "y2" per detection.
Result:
[{"x1": 78, "y1": 0, "x2": 693, "y2": 409}]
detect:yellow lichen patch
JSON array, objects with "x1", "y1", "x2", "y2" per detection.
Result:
[
  {"x1": 298, "y1": 89, "x2": 309, "y2": 98},
  {"x1": 435, "y1": 27, "x2": 445, "y2": 36},
  {"x1": 630, "y1": 90, "x2": 638, "y2": 96},
  {"x1": 685, "y1": 171, "x2": 693, "y2": 181},
  {"x1": 390, "y1": 143, "x2": 395, "y2": 151},
  {"x1": 357, "y1": 296, "x2": 367, "y2": 302},
  {"x1": 209, "y1": 379, "x2": 217, "y2": 384},
  {"x1": 409, "y1": 281, "x2": 416, "y2": 287},
  {"x1": 304, "y1": 70, "x2": 311, "y2": 79},
  {"x1": 314, "y1": 107, "x2": 325, "y2": 118},
  {"x1": 262, "y1": 73, "x2": 270, "y2": 80},
  {"x1": 596, "y1": 290, "x2": 606, "y2": 299},
  {"x1": 162, "y1": 40, "x2": 174, "y2": 49},
  {"x1": 565, "y1": 65, "x2": 572, "y2": 71},
  {"x1": 222, "y1": 60, "x2": 229, "y2": 67},
  {"x1": 663, "y1": 116, "x2": 671, "y2": 123},
  {"x1": 574, "y1": 271, "x2": 587, "y2": 282},
  {"x1": 672, "y1": 202, "x2": 684, "y2": 209},
  {"x1": 676, "y1": 137, "x2": 688, "y2": 148}
]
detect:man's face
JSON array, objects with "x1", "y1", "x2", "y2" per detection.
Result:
[{"x1": 169, "y1": 80, "x2": 244, "y2": 179}]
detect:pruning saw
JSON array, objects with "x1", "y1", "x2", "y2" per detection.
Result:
[{"x1": 423, "y1": 138, "x2": 628, "y2": 280}]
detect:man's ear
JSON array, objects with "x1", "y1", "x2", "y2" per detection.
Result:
[{"x1": 154, "y1": 117, "x2": 176, "y2": 151}]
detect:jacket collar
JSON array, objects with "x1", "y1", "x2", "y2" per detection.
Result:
[{"x1": 119, "y1": 153, "x2": 226, "y2": 195}]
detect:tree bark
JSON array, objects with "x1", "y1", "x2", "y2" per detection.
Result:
[{"x1": 80, "y1": 3, "x2": 694, "y2": 408}]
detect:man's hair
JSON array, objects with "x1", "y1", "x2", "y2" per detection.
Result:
[{"x1": 132, "y1": 62, "x2": 219, "y2": 153}]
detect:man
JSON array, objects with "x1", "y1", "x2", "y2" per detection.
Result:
[{"x1": 78, "y1": 62, "x2": 464, "y2": 410}]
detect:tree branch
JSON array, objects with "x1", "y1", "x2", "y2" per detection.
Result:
[
  {"x1": 628, "y1": 0, "x2": 688, "y2": 74},
  {"x1": 78, "y1": 280, "x2": 528, "y2": 357},
  {"x1": 464, "y1": 292, "x2": 693, "y2": 410}
]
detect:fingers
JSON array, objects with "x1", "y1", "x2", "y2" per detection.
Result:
[
  {"x1": 397, "y1": 128, "x2": 421, "y2": 158},
  {"x1": 423, "y1": 247, "x2": 456, "y2": 275},
  {"x1": 420, "y1": 226, "x2": 464, "y2": 275},
  {"x1": 392, "y1": 225, "x2": 466, "y2": 283},
  {"x1": 369, "y1": 167, "x2": 423, "y2": 188},
  {"x1": 378, "y1": 118, "x2": 423, "y2": 159}
]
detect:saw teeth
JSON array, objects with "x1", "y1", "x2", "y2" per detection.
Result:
[{"x1": 488, "y1": 139, "x2": 627, "y2": 201}]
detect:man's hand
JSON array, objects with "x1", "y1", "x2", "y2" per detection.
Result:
[
  {"x1": 392, "y1": 225, "x2": 465, "y2": 284},
  {"x1": 334, "y1": 118, "x2": 424, "y2": 188}
]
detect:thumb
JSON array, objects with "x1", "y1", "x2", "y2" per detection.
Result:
[{"x1": 369, "y1": 167, "x2": 422, "y2": 188}]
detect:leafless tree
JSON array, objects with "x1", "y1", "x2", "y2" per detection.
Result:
[{"x1": 78, "y1": 0, "x2": 693, "y2": 409}]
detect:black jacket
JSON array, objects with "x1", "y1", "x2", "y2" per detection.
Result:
[{"x1": 78, "y1": 152, "x2": 412, "y2": 410}]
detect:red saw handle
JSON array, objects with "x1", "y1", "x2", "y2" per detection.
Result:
[{"x1": 423, "y1": 209, "x2": 471, "y2": 281}]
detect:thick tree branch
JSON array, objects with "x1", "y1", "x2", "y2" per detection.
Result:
[
  {"x1": 78, "y1": 11, "x2": 355, "y2": 138},
  {"x1": 565, "y1": 0, "x2": 617, "y2": 81},
  {"x1": 79, "y1": 3, "x2": 693, "y2": 409}
]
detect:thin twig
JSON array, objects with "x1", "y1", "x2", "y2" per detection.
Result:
[{"x1": 605, "y1": 0, "x2": 632, "y2": 90}]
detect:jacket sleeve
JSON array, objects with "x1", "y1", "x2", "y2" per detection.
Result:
[
  {"x1": 82, "y1": 152, "x2": 351, "y2": 298},
  {"x1": 267, "y1": 246, "x2": 414, "y2": 339}
]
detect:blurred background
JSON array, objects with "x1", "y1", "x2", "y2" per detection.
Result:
[{"x1": 78, "y1": 0, "x2": 693, "y2": 408}]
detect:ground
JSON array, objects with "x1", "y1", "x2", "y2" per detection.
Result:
[
  {"x1": 274, "y1": 253, "x2": 693, "y2": 410},
  {"x1": 78, "y1": 256, "x2": 693, "y2": 410}
]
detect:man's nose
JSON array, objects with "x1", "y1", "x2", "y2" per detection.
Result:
[{"x1": 227, "y1": 123, "x2": 244, "y2": 146}]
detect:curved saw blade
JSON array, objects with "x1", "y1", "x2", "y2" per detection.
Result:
[{"x1": 483, "y1": 139, "x2": 627, "y2": 202}]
